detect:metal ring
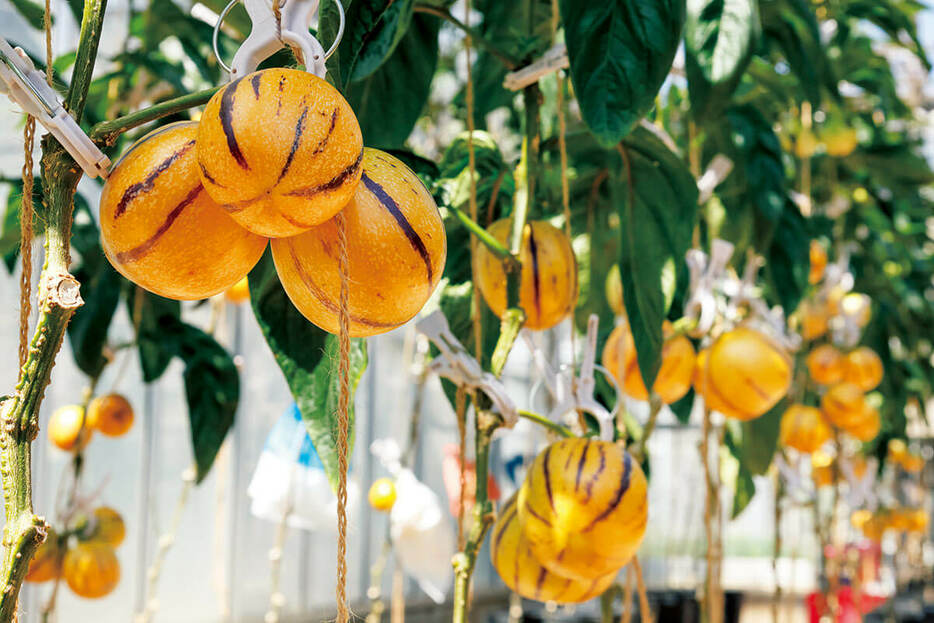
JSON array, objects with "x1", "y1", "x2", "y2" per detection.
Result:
[{"x1": 211, "y1": 0, "x2": 344, "y2": 74}]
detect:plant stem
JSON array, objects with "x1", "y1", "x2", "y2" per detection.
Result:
[
  {"x1": 412, "y1": 5, "x2": 518, "y2": 69},
  {"x1": 631, "y1": 393, "x2": 663, "y2": 464},
  {"x1": 90, "y1": 87, "x2": 220, "y2": 146},
  {"x1": 0, "y1": 2, "x2": 107, "y2": 618},
  {"x1": 517, "y1": 410, "x2": 573, "y2": 438},
  {"x1": 447, "y1": 204, "x2": 514, "y2": 263}
]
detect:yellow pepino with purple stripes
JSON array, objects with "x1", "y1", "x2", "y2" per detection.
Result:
[
  {"x1": 517, "y1": 438, "x2": 648, "y2": 582},
  {"x1": 490, "y1": 495, "x2": 617, "y2": 603}
]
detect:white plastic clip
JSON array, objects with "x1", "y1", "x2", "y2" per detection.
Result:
[
  {"x1": 0, "y1": 37, "x2": 110, "y2": 179},
  {"x1": 503, "y1": 43, "x2": 568, "y2": 91},
  {"x1": 214, "y1": 0, "x2": 344, "y2": 80},
  {"x1": 840, "y1": 455, "x2": 878, "y2": 511},
  {"x1": 684, "y1": 239, "x2": 734, "y2": 336},
  {"x1": 526, "y1": 315, "x2": 618, "y2": 440},
  {"x1": 416, "y1": 311, "x2": 518, "y2": 427}
]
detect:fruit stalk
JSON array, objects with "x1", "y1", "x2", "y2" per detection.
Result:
[
  {"x1": 90, "y1": 87, "x2": 220, "y2": 146},
  {"x1": 0, "y1": 2, "x2": 107, "y2": 619}
]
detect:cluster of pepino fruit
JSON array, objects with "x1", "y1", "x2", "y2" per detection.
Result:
[
  {"x1": 47, "y1": 393, "x2": 134, "y2": 451},
  {"x1": 851, "y1": 506, "x2": 930, "y2": 543},
  {"x1": 100, "y1": 68, "x2": 446, "y2": 336},
  {"x1": 490, "y1": 439, "x2": 648, "y2": 603},
  {"x1": 26, "y1": 506, "x2": 126, "y2": 599}
]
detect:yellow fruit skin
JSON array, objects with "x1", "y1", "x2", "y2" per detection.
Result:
[
  {"x1": 475, "y1": 219, "x2": 577, "y2": 331},
  {"x1": 25, "y1": 529, "x2": 61, "y2": 583},
  {"x1": 196, "y1": 68, "x2": 363, "y2": 237},
  {"x1": 799, "y1": 301, "x2": 829, "y2": 341},
  {"x1": 491, "y1": 496, "x2": 616, "y2": 603},
  {"x1": 272, "y1": 149, "x2": 446, "y2": 337},
  {"x1": 844, "y1": 404, "x2": 880, "y2": 442},
  {"x1": 809, "y1": 240, "x2": 827, "y2": 285},
  {"x1": 368, "y1": 478, "x2": 397, "y2": 512},
  {"x1": 225, "y1": 276, "x2": 250, "y2": 304},
  {"x1": 517, "y1": 439, "x2": 647, "y2": 581},
  {"x1": 823, "y1": 128, "x2": 858, "y2": 158},
  {"x1": 703, "y1": 327, "x2": 793, "y2": 420},
  {"x1": 100, "y1": 122, "x2": 267, "y2": 301},
  {"x1": 820, "y1": 382, "x2": 866, "y2": 429},
  {"x1": 48, "y1": 405, "x2": 92, "y2": 451},
  {"x1": 806, "y1": 344, "x2": 845, "y2": 386},
  {"x1": 63, "y1": 543, "x2": 120, "y2": 599},
  {"x1": 795, "y1": 129, "x2": 819, "y2": 159},
  {"x1": 780, "y1": 404, "x2": 832, "y2": 454},
  {"x1": 842, "y1": 347, "x2": 883, "y2": 392},
  {"x1": 602, "y1": 322, "x2": 696, "y2": 404},
  {"x1": 86, "y1": 394, "x2": 134, "y2": 437},
  {"x1": 605, "y1": 265, "x2": 624, "y2": 317},
  {"x1": 88, "y1": 507, "x2": 126, "y2": 547}
]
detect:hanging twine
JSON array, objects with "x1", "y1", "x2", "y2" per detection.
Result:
[
  {"x1": 463, "y1": 0, "x2": 483, "y2": 364},
  {"x1": 19, "y1": 119, "x2": 35, "y2": 370},
  {"x1": 620, "y1": 565, "x2": 634, "y2": 623},
  {"x1": 455, "y1": 386, "x2": 467, "y2": 549},
  {"x1": 271, "y1": 0, "x2": 305, "y2": 65},
  {"x1": 632, "y1": 557, "x2": 652, "y2": 623},
  {"x1": 335, "y1": 210, "x2": 351, "y2": 623}
]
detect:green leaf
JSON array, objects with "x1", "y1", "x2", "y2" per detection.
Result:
[
  {"x1": 560, "y1": 0, "x2": 685, "y2": 146},
  {"x1": 731, "y1": 463, "x2": 756, "y2": 518},
  {"x1": 9, "y1": 0, "x2": 45, "y2": 30},
  {"x1": 685, "y1": 0, "x2": 759, "y2": 119},
  {"x1": 616, "y1": 127, "x2": 698, "y2": 388},
  {"x1": 346, "y1": 13, "x2": 440, "y2": 148},
  {"x1": 763, "y1": 202, "x2": 808, "y2": 315},
  {"x1": 339, "y1": 0, "x2": 415, "y2": 84},
  {"x1": 669, "y1": 389, "x2": 695, "y2": 425},
  {"x1": 249, "y1": 250, "x2": 368, "y2": 491},
  {"x1": 129, "y1": 290, "x2": 181, "y2": 383},
  {"x1": 738, "y1": 401, "x2": 784, "y2": 475}
]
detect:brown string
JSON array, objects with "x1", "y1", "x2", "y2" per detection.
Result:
[
  {"x1": 632, "y1": 556, "x2": 653, "y2": 623},
  {"x1": 44, "y1": 0, "x2": 53, "y2": 87},
  {"x1": 19, "y1": 119, "x2": 35, "y2": 370},
  {"x1": 464, "y1": 0, "x2": 482, "y2": 363},
  {"x1": 620, "y1": 566, "x2": 634, "y2": 623},
  {"x1": 335, "y1": 210, "x2": 351, "y2": 623},
  {"x1": 271, "y1": 0, "x2": 304, "y2": 66},
  {"x1": 455, "y1": 386, "x2": 467, "y2": 549}
]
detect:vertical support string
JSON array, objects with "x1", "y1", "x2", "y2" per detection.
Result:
[
  {"x1": 455, "y1": 386, "x2": 467, "y2": 549},
  {"x1": 464, "y1": 0, "x2": 483, "y2": 364},
  {"x1": 19, "y1": 119, "x2": 35, "y2": 371},
  {"x1": 335, "y1": 211, "x2": 351, "y2": 623}
]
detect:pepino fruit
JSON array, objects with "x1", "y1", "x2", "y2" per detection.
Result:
[
  {"x1": 63, "y1": 542, "x2": 120, "y2": 599},
  {"x1": 602, "y1": 321, "x2": 695, "y2": 404},
  {"x1": 842, "y1": 347, "x2": 883, "y2": 392},
  {"x1": 491, "y1": 496, "x2": 616, "y2": 603},
  {"x1": 845, "y1": 404, "x2": 880, "y2": 442},
  {"x1": 100, "y1": 122, "x2": 266, "y2": 300},
  {"x1": 197, "y1": 68, "x2": 363, "y2": 237},
  {"x1": 517, "y1": 439, "x2": 647, "y2": 581},
  {"x1": 701, "y1": 327, "x2": 792, "y2": 421},
  {"x1": 779, "y1": 404, "x2": 832, "y2": 454},
  {"x1": 368, "y1": 478, "x2": 397, "y2": 512},
  {"x1": 798, "y1": 300, "x2": 829, "y2": 341},
  {"x1": 86, "y1": 394, "x2": 134, "y2": 437},
  {"x1": 25, "y1": 529, "x2": 61, "y2": 583},
  {"x1": 48, "y1": 405, "x2": 92, "y2": 452},
  {"x1": 809, "y1": 240, "x2": 827, "y2": 285},
  {"x1": 806, "y1": 344, "x2": 845, "y2": 386},
  {"x1": 86, "y1": 507, "x2": 126, "y2": 547},
  {"x1": 474, "y1": 219, "x2": 577, "y2": 331},
  {"x1": 822, "y1": 127, "x2": 859, "y2": 158},
  {"x1": 820, "y1": 382, "x2": 866, "y2": 429},
  {"x1": 225, "y1": 276, "x2": 250, "y2": 304},
  {"x1": 605, "y1": 265, "x2": 624, "y2": 317},
  {"x1": 272, "y1": 149, "x2": 445, "y2": 336}
]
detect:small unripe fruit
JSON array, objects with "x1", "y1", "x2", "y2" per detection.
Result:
[
  {"x1": 475, "y1": 219, "x2": 578, "y2": 331},
  {"x1": 197, "y1": 68, "x2": 363, "y2": 237},
  {"x1": 517, "y1": 439, "x2": 647, "y2": 581},
  {"x1": 100, "y1": 122, "x2": 266, "y2": 300},
  {"x1": 842, "y1": 347, "x2": 883, "y2": 392},
  {"x1": 779, "y1": 404, "x2": 832, "y2": 454},
  {"x1": 87, "y1": 507, "x2": 126, "y2": 547},
  {"x1": 806, "y1": 344, "x2": 845, "y2": 386},
  {"x1": 86, "y1": 394, "x2": 134, "y2": 437},
  {"x1": 820, "y1": 382, "x2": 866, "y2": 429},
  {"x1": 702, "y1": 327, "x2": 792, "y2": 420},
  {"x1": 368, "y1": 478, "x2": 397, "y2": 512},
  {"x1": 272, "y1": 149, "x2": 445, "y2": 336},
  {"x1": 63, "y1": 542, "x2": 121, "y2": 599},
  {"x1": 602, "y1": 321, "x2": 695, "y2": 404},
  {"x1": 48, "y1": 405, "x2": 92, "y2": 452},
  {"x1": 25, "y1": 529, "x2": 61, "y2": 583}
]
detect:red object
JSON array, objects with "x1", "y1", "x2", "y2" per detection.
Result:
[
  {"x1": 442, "y1": 443, "x2": 500, "y2": 516},
  {"x1": 807, "y1": 587, "x2": 888, "y2": 622}
]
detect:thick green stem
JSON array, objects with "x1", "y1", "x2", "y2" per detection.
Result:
[
  {"x1": 90, "y1": 87, "x2": 220, "y2": 146},
  {"x1": 448, "y1": 204, "x2": 514, "y2": 263},
  {"x1": 412, "y1": 5, "x2": 518, "y2": 69},
  {"x1": 0, "y1": 2, "x2": 107, "y2": 620}
]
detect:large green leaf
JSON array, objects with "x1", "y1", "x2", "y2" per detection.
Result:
[
  {"x1": 615, "y1": 127, "x2": 698, "y2": 388},
  {"x1": 738, "y1": 401, "x2": 784, "y2": 475},
  {"x1": 764, "y1": 202, "x2": 808, "y2": 315},
  {"x1": 129, "y1": 290, "x2": 181, "y2": 383},
  {"x1": 731, "y1": 463, "x2": 756, "y2": 518},
  {"x1": 339, "y1": 0, "x2": 415, "y2": 84},
  {"x1": 685, "y1": 0, "x2": 759, "y2": 119},
  {"x1": 560, "y1": 0, "x2": 685, "y2": 147},
  {"x1": 346, "y1": 14, "x2": 440, "y2": 148},
  {"x1": 249, "y1": 250, "x2": 368, "y2": 491}
]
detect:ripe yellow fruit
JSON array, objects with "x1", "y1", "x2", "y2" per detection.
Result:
[
  {"x1": 811, "y1": 451, "x2": 835, "y2": 487},
  {"x1": 63, "y1": 542, "x2": 120, "y2": 599},
  {"x1": 820, "y1": 382, "x2": 866, "y2": 429},
  {"x1": 605, "y1": 265, "x2": 624, "y2": 317},
  {"x1": 799, "y1": 300, "x2": 829, "y2": 341},
  {"x1": 100, "y1": 122, "x2": 267, "y2": 301},
  {"x1": 272, "y1": 149, "x2": 446, "y2": 336},
  {"x1": 602, "y1": 321, "x2": 696, "y2": 404},
  {"x1": 48, "y1": 405, "x2": 92, "y2": 452},
  {"x1": 474, "y1": 219, "x2": 577, "y2": 331},
  {"x1": 368, "y1": 478, "x2": 397, "y2": 512},
  {"x1": 906, "y1": 509, "x2": 929, "y2": 533},
  {"x1": 86, "y1": 394, "x2": 134, "y2": 437},
  {"x1": 779, "y1": 404, "x2": 832, "y2": 454},
  {"x1": 809, "y1": 240, "x2": 827, "y2": 285},
  {"x1": 842, "y1": 347, "x2": 883, "y2": 392},
  {"x1": 197, "y1": 68, "x2": 363, "y2": 237},
  {"x1": 794, "y1": 128, "x2": 819, "y2": 159},
  {"x1": 806, "y1": 344, "x2": 845, "y2": 386},
  {"x1": 225, "y1": 276, "x2": 250, "y2": 304},
  {"x1": 702, "y1": 327, "x2": 793, "y2": 421},
  {"x1": 822, "y1": 127, "x2": 859, "y2": 158},
  {"x1": 491, "y1": 496, "x2": 616, "y2": 603},
  {"x1": 25, "y1": 529, "x2": 61, "y2": 583},
  {"x1": 901, "y1": 453, "x2": 925, "y2": 473},
  {"x1": 844, "y1": 404, "x2": 880, "y2": 442},
  {"x1": 517, "y1": 439, "x2": 647, "y2": 581},
  {"x1": 87, "y1": 507, "x2": 126, "y2": 547}
]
